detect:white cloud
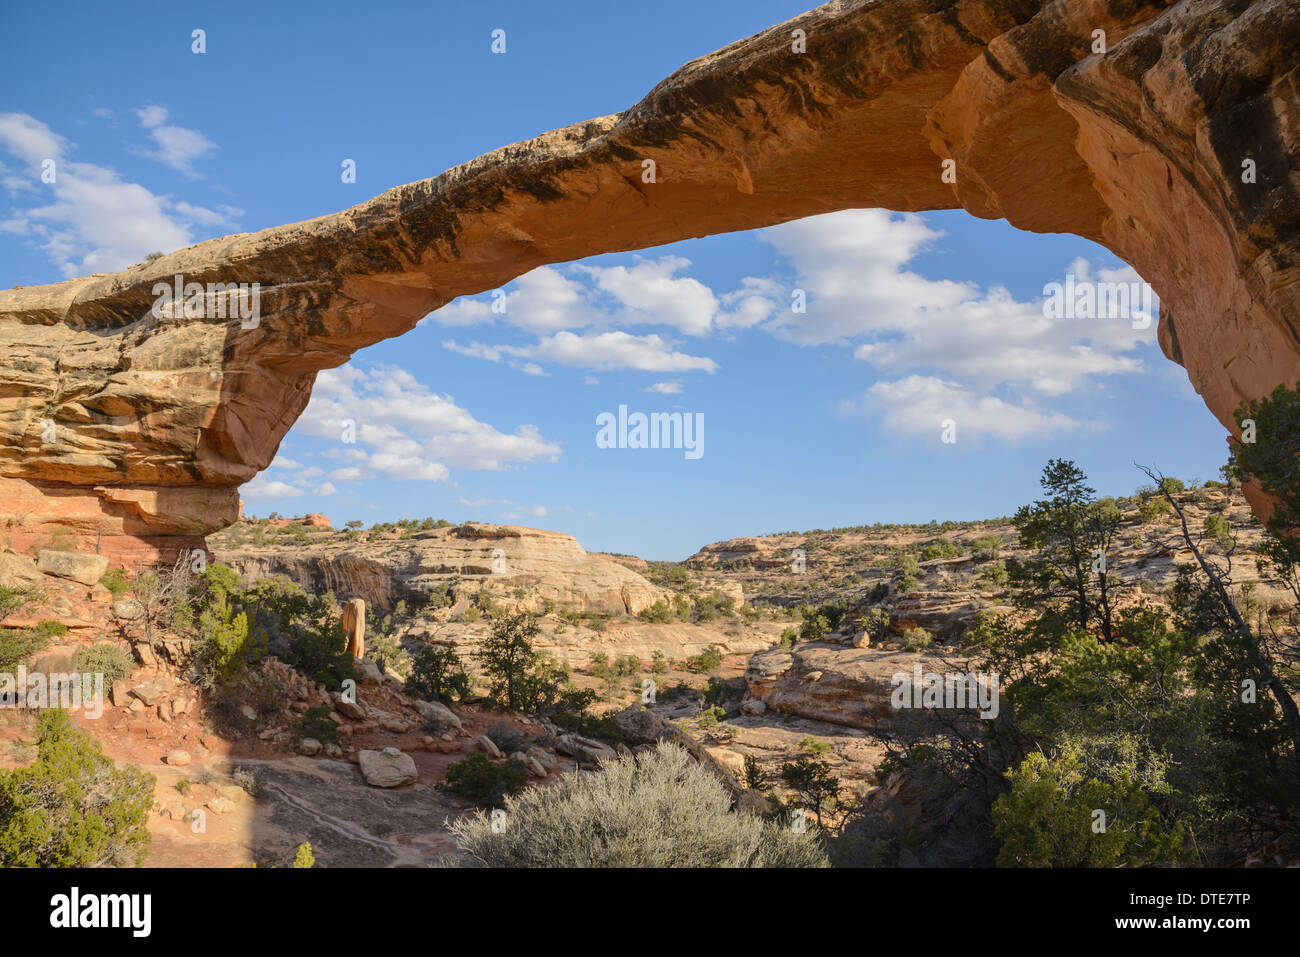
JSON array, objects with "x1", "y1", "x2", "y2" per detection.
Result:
[
  {"x1": 646, "y1": 380, "x2": 682, "y2": 394},
  {"x1": 0, "y1": 113, "x2": 68, "y2": 166},
  {"x1": 0, "y1": 113, "x2": 240, "y2": 276},
  {"x1": 296, "y1": 364, "x2": 562, "y2": 481},
  {"x1": 503, "y1": 331, "x2": 717, "y2": 373},
  {"x1": 312, "y1": 482, "x2": 338, "y2": 496},
  {"x1": 242, "y1": 476, "x2": 305, "y2": 501},
  {"x1": 849, "y1": 375, "x2": 1086, "y2": 443},
  {"x1": 443, "y1": 340, "x2": 501, "y2": 362},
  {"x1": 578, "y1": 256, "x2": 718, "y2": 335},
  {"x1": 134, "y1": 105, "x2": 218, "y2": 175},
  {"x1": 758, "y1": 209, "x2": 1154, "y2": 396}
]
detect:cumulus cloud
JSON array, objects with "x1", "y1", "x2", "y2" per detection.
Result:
[
  {"x1": 241, "y1": 477, "x2": 304, "y2": 501},
  {"x1": 846, "y1": 375, "x2": 1087, "y2": 443},
  {"x1": 0, "y1": 112, "x2": 239, "y2": 276},
  {"x1": 295, "y1": 364, "x2": 561, "y2": 482},
  {"x1": 646, "y1": 380, "x2": 682, "y2": 394},
  {"x1": 501, "y1": 331, "x2": 717, "y2": 373},
  {"x1": 758, "y1": 209, "x2": 1155, "y2": 396}
]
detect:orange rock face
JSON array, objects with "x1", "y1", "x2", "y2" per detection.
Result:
[{"x1": 0, "y1": 0, "x2": 1296, "y2": 561}]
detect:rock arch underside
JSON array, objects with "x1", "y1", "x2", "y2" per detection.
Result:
[{"x1": 0, "y1": 0, "x2": 1297, "y2": 565}]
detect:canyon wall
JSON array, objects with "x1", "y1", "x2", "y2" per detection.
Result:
[{"x1": 0, "y1": 0, "x2": 1296, "y2": 564}]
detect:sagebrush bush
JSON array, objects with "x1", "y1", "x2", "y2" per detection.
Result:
[
  {"x1": 72, "y1": 643, "x2": 134, "y2": 686},
  {"x1": 448, "y1": 744, "x2": 829, "y2": 867}
]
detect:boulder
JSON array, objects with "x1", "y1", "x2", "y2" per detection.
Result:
[
  {"x1": 354, "y1": 657, "x2": 382, "y2": 687},
  {"x1": 130, "y1": 681, "x2": 164, "y2": 706},
  {"x1": 299, "y1": 737, "x2": 322, "y2": 756},
  {"x1": 0, "y1": 551, "x2": 43, "y2": 590},
  {"x1": 525, "y1": 745, "x2": 556, "y2": 772},
  {"x1": 113, "y1": 599, "x2": 144, "y2": 621},
  {"x1": 524, "y1": 757, "x2": 548, "y2": 778},
  {"x1": 37, "y1": 550, "x2": 108, "y2": 586},
  {"x1": 554, "y1": 733, "x2": 617, "y2": 765},
  {"x1": 165, "y1": 749, "x2": 191, "y2": 767},
  {"x1": 334, "y1": 696, "x2": 366, "y2": 721},
  {"x1": 472, "y1": 735, "x2": 503, "y2": 759},
  {"x1": 357, "y1": 747, "x2": 417, "y2": 788},
  {"x1": 413, "y1": 698, "x2": 463, "y2": 733}
]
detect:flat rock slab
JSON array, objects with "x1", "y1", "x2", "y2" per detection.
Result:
[{"x1": 37, "y1": 550, "x2": 108, "y2": 586}]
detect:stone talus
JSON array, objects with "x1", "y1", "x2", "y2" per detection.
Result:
[{"x1": 0, "y1": 0, "x2": 1296, "y2": 564}]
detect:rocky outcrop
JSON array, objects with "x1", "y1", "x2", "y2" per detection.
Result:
[
  {"x1": 745, "y1": 644, "x2": 947, "y2": 730},
  {"x1": 0, "y1": 0, "x2": 1296, "y2": 561},
  {"x1": 213, "y1": 522, "x2": 669, "y2": 616},
  {"x1": 341, "y1": 598, "x2": 365, "y2": 658}
]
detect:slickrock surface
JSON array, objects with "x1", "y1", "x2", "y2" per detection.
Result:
[{"x1": 0, "y1": 0, "x2": 1296, "y2": 562}]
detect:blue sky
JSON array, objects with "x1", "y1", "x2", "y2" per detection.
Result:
[{"x1": 1, "y1": 0, "x2": 1230, "y2": 559}]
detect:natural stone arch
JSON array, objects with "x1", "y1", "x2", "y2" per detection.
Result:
[{"x1": 0, "y1": 0, "x2": 1296, "y2": 563}]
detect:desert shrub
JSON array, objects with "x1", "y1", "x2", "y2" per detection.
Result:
[
  {"x1": 614, "y1": 654, "x2": 641, "y2": 677},
  {"x1": 799, "y1": 613, "x2": 831, "y2": 643},
  {"x1": 921, "y1": 540, "x2": 961, "y2": 561},
  {"x1": 437, "y1": 753, "x2": 530, "y2": 808},
  {"x1": 0, "y1": 629, "x2": 46, "y2": 673},
  {"x1": 972, "y1": 535, "x2": 1002, "y2": 560},
  {"x1": 702, "y1": 675, "x2": 746, "y2": 711},
  {"x1": 858, "y1": 606, "x2": 891, "y2": 644},
  {"x1": 239, "y1": 575, "x2": 348, "y2": 686},
  {"x1": 638, "y1": 600, "x2": 673, "y2": 623},
  {"x1": 1138, "y1": 494, "x2": 1171, "y2": 523},
  {"x1": 780, "y1": 756, "x2": 842, "y2": 825},
  {"x1": 406, "y1": 644, "x2": 471, "y2": 703},
  {"x1": 799, "y1": 735, "x2": 832, "y2": 756},
  {"x1": 650, "y1": 650, "x2": 668, "y2": 674},
  {"x1": 100, "y1": 568, "x2": 130, "y2": 599},
  {"x1": 0, "y1": 588, "x2": 47, "y2": 672},
  {"x1": 72, "y1": 643, "x2": 134, "y2": 686},
  {"x1": 743, "y1": 753, "x2": 767, "y2": 791},
  {"x1": 448, "y1": 744, "x2": 828, "y2": 867},
  {"x1": 296, "y1": 706, "x2": 339, "y2": 745},
  {"x1": 686, "y1": 644, "x2": 724, "y2": 674},
  {"x1": 233, "y1": 767, "x2": 259, "y2": 796},
  {"x1": 0, "y1": 710, "x2": 154, "y2": 866},
  {"x1": 188, "y1": 567, "x2": 259, "y2": 689},
  {"x1": 980, "y1": 560, "x2": 1009, "y2": 588},
  {"x1": 992, "y1": 745, "x2": 1190, "y2": 867},
  {"x1": 902, "y1": 627, "x2": 933, "y2": 652},
  {"x1": 1202, "y1": 513, "x2": 1233, "y2": 551},
  {"x1": 292, "y1": 842, "x2": 315, "y2": 868},
  {"x1": 697, "y1": 704, "x2": 728, "y2": 729}
]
